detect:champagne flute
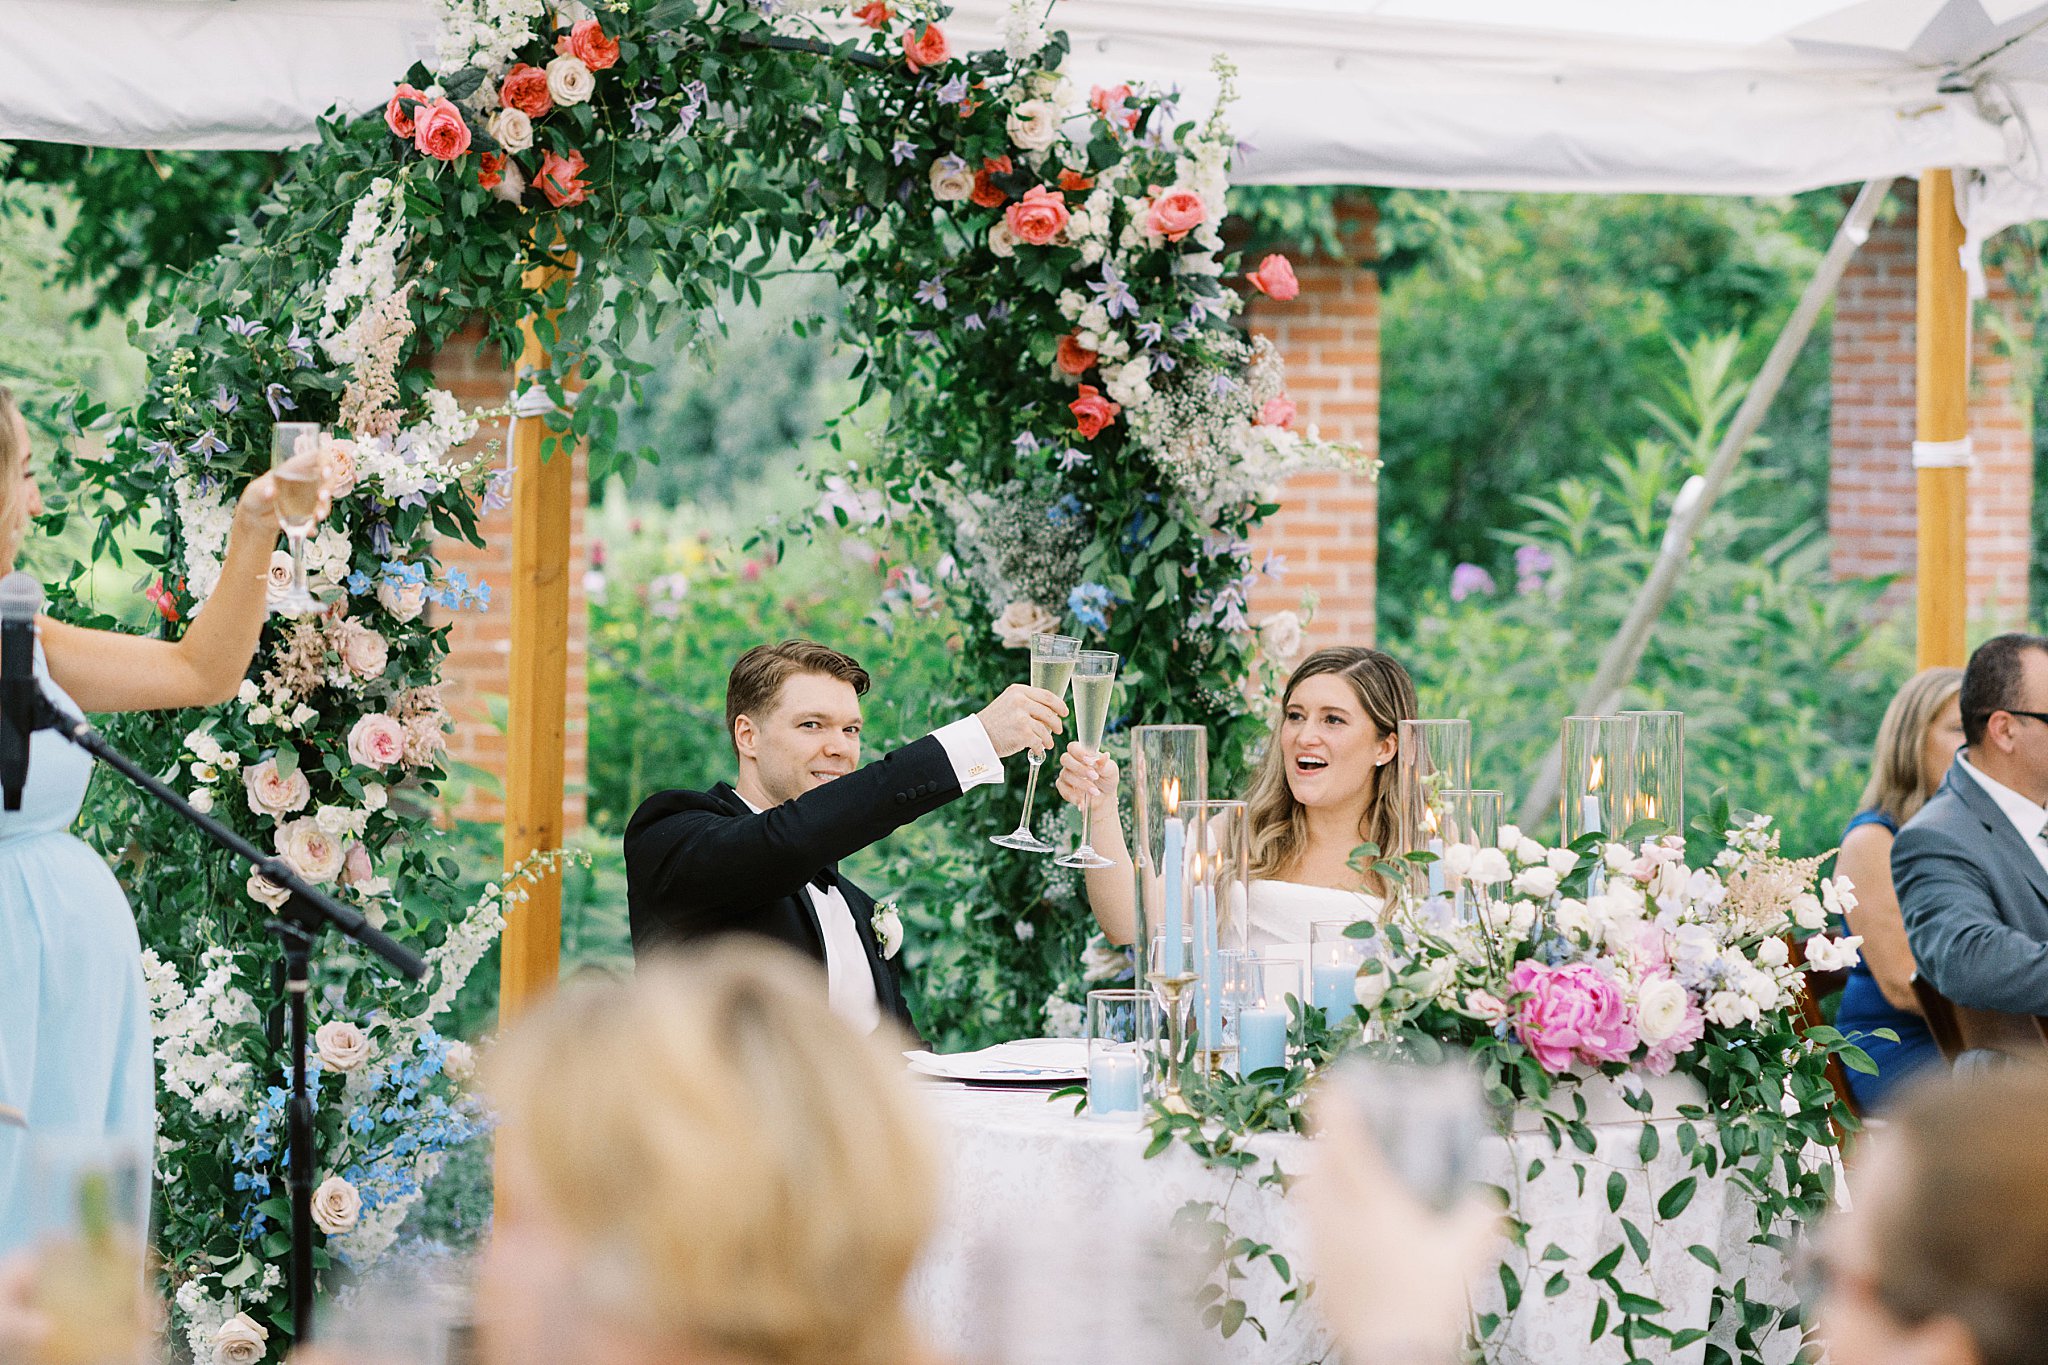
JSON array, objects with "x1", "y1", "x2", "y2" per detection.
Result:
[
  {"x1": 1056, "y1": 649, "x2": 1120, "y2": 868},
  {"x1": 990, "y1": 631, "x2": 1080, "y2": 853},
  {"x1": 29, "y1": 1134, "x2": 148, "y2": 1365},
  {"x1": 270, "y1": 421, "x2": 326, "y2": 616}
]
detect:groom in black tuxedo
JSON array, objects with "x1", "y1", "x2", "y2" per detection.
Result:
[{"x1": 625, "y1": 639, "x2": 1065, "y2": 1037}]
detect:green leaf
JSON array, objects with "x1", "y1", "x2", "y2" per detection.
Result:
[
  {"x1": 1588, "y1": 1245, "x2": 1625, "y2": 1282},
  {"x1": 1590, "y1": 1296, "x2": 1610, "y2": 1342},
  {"x1": 272, "y1": 746, "x2": 298, "y2": 779},
  {"x1": 1606, "y1": 1170, "x2": 1626, "y2": 1212},
  {"x1": 1637, "y1": 1124, "x2": 1660, "y2": 1162},
  {"x1": 1657, "y1": 1177, "x2": 1698, "y2": 1219},
  {"x1": 1687, "y1": 1245, "x2": 1723, "y2": 1273},
  {"x1": 1498, "y1": 1263, "x2": 1522, "y2": 1312},
  {"x1": 1615, "y1": 1291, "x2": 1666, "y2": 1315},
  {"x1": 1544, "y1": 1271, "x2": 1570, "y2": 1298},
  {"x1": 1622, "y1": 1218, "x2": 1650, "y2": 1264}
]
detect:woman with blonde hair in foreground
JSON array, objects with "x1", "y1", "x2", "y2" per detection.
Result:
[{"x1": 477, "y1": 944, "x2": 941, "y2": 1365}]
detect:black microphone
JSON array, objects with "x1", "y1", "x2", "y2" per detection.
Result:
[{"x1": 0, "y1": 571, "x2": 43, "y2": 812}]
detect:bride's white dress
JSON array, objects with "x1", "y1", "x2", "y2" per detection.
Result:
[{"x1": 1245, "y1": 878, "x2": 1381, "y2": 952}]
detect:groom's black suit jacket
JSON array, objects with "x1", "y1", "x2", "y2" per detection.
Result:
[{"x1": 623, "y1": 735, "x2": 968, "y2": 1035}]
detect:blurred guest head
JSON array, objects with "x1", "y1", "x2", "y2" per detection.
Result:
[
  {"x1": 0, "y1": 387, "x2": 46, "y2": 571},
  {"x1": 725, "y1": 640, "x2": 873, "y2": 806},
  {"x1": 1813, "y1": 1064, "x2": 2048, "y2": 1365},
  {"x1": 1860, "y1": 667, "x2": 1964, "y2": 825},
  {"x1": 480, "y1": 944, "x2": 936, "y2": 1365},
  {"x1": 1247, "y1": 647, "x2": 1418, "y2": 883},
  {"x1": 1959, "y1": 633, "x2": 2048, "y2": 798}
]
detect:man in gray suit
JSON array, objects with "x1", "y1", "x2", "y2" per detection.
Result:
[{"x1": 1896, "y1": 632, "x2": 2048, "y2": 1019}]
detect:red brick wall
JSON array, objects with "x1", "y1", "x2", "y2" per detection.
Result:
[
  {"x1": 1245, "y1": 198, "x2": 1380, "y2": 649},
  {"x1": 1828, "y1": 186, "x2": 2034, "y2": 626},
  {"x1": 426, "y1": 322, "x2": 589, "y2": 830}
]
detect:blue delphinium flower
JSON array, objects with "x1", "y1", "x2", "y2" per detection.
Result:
[{"x1": 1068, "y1": 582, "x2": 1115, "y2": 632}]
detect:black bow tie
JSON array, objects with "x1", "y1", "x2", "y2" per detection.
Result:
[{"x1": 810, "y1": 865, "x2": 839, "y2": 894}]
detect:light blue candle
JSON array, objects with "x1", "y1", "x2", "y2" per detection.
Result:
[
  {"x1": 1197, "y1": 884, "x2": 1220, "y2": 1049},
  {"x1": 1087, "y1": 1050, "x2": 1141, "y2": 1114},
  {"x1": 1427, "y1": 836, "x2": 1446, "y2": 897},
  {"x1": 1238, "y1": 1005, "x2": 1287, "y2": 1075},
  {"x1": 1312, "y1": 960, "x2": 1356, "y2": 1024},
  {"x1": 1162, "y1": 811, "x2": 1185, "y2": 975}
]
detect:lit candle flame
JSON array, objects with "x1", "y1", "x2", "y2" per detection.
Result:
[
  {"x1": 1164, "y1": 777, "x2": 1180, "y2": 815},
  {"x1": 1589, "y1": 755, "x2": 1604, "y2": 792},
  {"x1": 1642, "y1": 794, "x2": 1659, "y2": 820},
  {"x1": 1422, "y1": 803, "x2": 1440, "y2": 836}
]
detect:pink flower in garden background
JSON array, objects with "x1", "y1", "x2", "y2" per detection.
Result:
[
  {"x1": 1515, "y1": 543, "x2": 1555, "y2": 595},
  {"x1": 537, "y1": 149, "x2": 591, "y2": 208},
  {"x1": 145, "y1": 577, "x2": 180, "y2": 623},
  {"x1": 412, "y1": 100, "x2": 473, "y2": 161},
  {"x1": 1069, "y1": 385, "x2": 1120, "y2": 439},
  {"x1": 558, "y1": 18, "x2": 620, "y2": 70},
  {"x1": 385, "y1": 83, "x2": 424, "y2": 139},
  {"x1": 1508, "y1": 960, "x2": 1639, "y2": 1074},
  {"x1": 1144, "y1": 188, "x2": 1207, "y2": 242},
  {"x1": 1246, "y1": 254, "x2": 1299, "y2": 300},
  {"x1": 1449, "y1": 562, "x2": 1495, "y2": 601},
  {"x1": 500, "y1": 63, "x2": 553, "y2": 118},
  {"x1": 903, "y1": 21, "x2": 951, "y2": 71},
  {"x1": 1056, "y1": 334, "x2": 1097, "y2": 377},
  {"x1": 1005, "y1": 186, "x2": 1069, "y2": 246},
  {"x1": 1256, "y1": 394, "x2": 1296, "y2": 428}
]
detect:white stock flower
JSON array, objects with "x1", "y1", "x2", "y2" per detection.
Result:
[
  {"x1": 314, "y1": 1020, "x2": 373, "y2": 1071},
  {"x1": 212, "y1": 1312, "x2": 269, "y2": 1365},
  {"x1": 1633, "y1": 975, "x2": 1690, "y2": 1046},
  {"x1": 1821, "y1": 875, "x2": 1859, "y2": 918},
  {"x1": 1441, "y1": 842, "x2": 1477, "y2": 880},
  {"x1": 1755, "y1": 936, "x2": 1790, "y2": 968},
  {"x1": 1804, "y1": 933, "x2": 1864, "y2": 974},
  {"x1": 1703, "y1": 990, "x2": 1760, "y2": 1029},
  {"x1": 1353, "y1": 960, "x2": 1391, "y2": 1011},
  {"x1": 1790, "y1": 892, "x2": 1828, "y2": 932},
  {"x1": 872, "y1": 903, "x2": 904, "y2": 960},
  {"x1": 311, "y1": 1175, "x2": 362, "y2": 1234},
  {"x1": 1553, "y1": 898, "x2": 1594, "y2": 942},
  {"x1": 1496, "y1": 823, "x2": 1522, "y2": 851},
  {"x1": 1511, "y1": 865, "x2": 1559, "y2": 901},
  {"x1": 545, "y1": 55, "x2": 595, "y2": 105},
  {"x1": 1603, "y1": 842, "x2": 1633, "y2": 873},
  {"x1": 1006, "y1": 98, "x2": 1062, "y2": 150},
  {"x1": 486, "y1": 106, "x2": 533, "y2": 153}
]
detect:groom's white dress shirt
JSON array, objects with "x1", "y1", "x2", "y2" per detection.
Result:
[{"x1": 1955, "y1": 750, "x2": 2048, "y2": 879}]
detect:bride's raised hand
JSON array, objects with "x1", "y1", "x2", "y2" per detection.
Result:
[{"x1": 1054, "y1": 744, "x2": 1118, "y2": 813}]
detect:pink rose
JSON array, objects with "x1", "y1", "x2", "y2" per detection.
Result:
[
  {"x1": 1069, "y1": 385, "x2": 1121, "y2": 440},
  {"x1": 335, "y1": 622, "x2": 390, "y2": 682},
  {"x1": 1090, "y1": 84, "x2": 1137, "y2": 132},
  {"x1": 1257, "y1": 394, "x2": 1296, "y2": 429},
  {"x1": 1055, "y1": 334, "x2": 1097, "y2": 377},
  {"x1": 1004, "y1": 186, "x2": 1069, "y2": 247},
  {"x1": 1508, "y1": 960, "x2": 1639, "y2": 1074},
  {"x1": 1245, "y1": 253, "x2": 1300, "y2": 301},
  {"x1": 903, "y1": 22, "x2": 950, "y2": 71},
  {"x1": 341, "y1": 843, "x2": 376, "y2": 889},
  {"x1": 537, "y1": 149, "x2": 590, "y2": 208},
  {"x1": 321, "y1": 436, "x2": 357, "y2": 500},
  {"x1": 412, "y1": 99, "x2": 472, "y2": 162},
  {"x1": 385, "y1": 83, "x2": 424, "y2": 139},
  {"x1": 853, "y1": 0, "x2": 892, "y2": 27},
  {"x1": 347, "y1": 714, "x2": 406, "y2": 769},
  {"x1": 243, "y1": 757, "x2": 312, "y2": 819},
  {"x1": 558, "y1": 18, "x2": 620, "y2": 70},
  {"x1": 403, "y1": 715, "x2": 449, "y2": 768},
  {"x1": 1144, "y1": 188, "x2": 1207, "y2": 242},
  {"x1": 500, "y1": 63, "x2": 553, "y2": 119}
]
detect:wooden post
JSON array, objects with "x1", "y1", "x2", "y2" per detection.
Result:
[
  {"x1": 1916, "y1": 170, "x2": 1970, "y2": 670},
  {"x1": 497, "y1": 253, "x2": 580, "y2": 1021}
]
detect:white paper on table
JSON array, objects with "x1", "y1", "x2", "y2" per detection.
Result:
[{"x1": 904, "y1": 1038, "x2": 1090, "y2": 1081}]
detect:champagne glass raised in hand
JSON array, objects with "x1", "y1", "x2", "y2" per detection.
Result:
[
  {"x1": 1056, "y1": 649, "x2": 1120, "y2": 868},
  {"x1": 270, "y1": 421, "x2": 326, "y2": 616},
  {"x1": 990, "y1": 632, "x2": 1080, "y2": 853}
]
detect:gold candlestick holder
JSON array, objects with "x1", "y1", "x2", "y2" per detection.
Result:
[{"x1": 1147, "y1": 970, "x2": 1199, "y2": 1114}]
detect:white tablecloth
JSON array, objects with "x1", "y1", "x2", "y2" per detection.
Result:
[{"x1": 907, "y1": 1084, "x2": 1801, "y2": 1365}]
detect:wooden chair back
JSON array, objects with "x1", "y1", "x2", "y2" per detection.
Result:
[{"x1": 1910, "y1": 972, "x2": 1967, "y2": 1062}]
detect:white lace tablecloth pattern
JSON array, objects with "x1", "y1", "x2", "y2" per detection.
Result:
[{"x1": 906, "y1": 1078, "x2": 1801, "y2": 1365}]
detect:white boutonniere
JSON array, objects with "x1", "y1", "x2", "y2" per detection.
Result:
[{"x1": 872, "y1": 900, "x2": 905, "y2": 961}]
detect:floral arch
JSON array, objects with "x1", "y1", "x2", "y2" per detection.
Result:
[{"x1": 75, "y1": 0, "x2": 1359, "y2": 1354}]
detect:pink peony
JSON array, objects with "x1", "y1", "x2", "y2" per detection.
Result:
[
  {"x1": 1004, "y1": 185, "x2": 1069, "y2": 246},
  {"x1": 1508, "y1": 960, "x2": 1639, "y2": 1074},
  {"x1": 1246, "y1": 253, "x2": 1300, "y2": 301},
  {"x1": 412, "y1": 99, "x2": 472, "y2": 162},
  {"x1": 902, "y1": 21, "x2": 950, "y2": 71},
  {"x1": 1144, "y1": 188, "x2": 1208, "y2": 242},
  {"x1": 1257, "y1": 394, "x2": 1296, "y2": 429},
  {"x1": 558, "y1": 18, "x2": 620, "y2": 70},
  {"x1": 347, "y1": 714, "x2": 406, "y2": 769}
]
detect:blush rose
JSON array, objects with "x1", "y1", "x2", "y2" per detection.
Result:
[
  {"x1": 348, "y1": 713, "x2": 406, "y2": 769},
  {"x1": 412, "y1": 99, "x2": 472, "y2": 162},
  {"x1": 1004, "y1": 185, "x2": 1069, "y2": 246},
  {"x1": 903, "y1": 22, "x2": 950, "y2": 71},
  {"x1": 1144, "y1": 187, "x2": 1207, "y2": 242},
  {"x1": 1245, "y1": 253, "x2": 1300, "y2": 300}
]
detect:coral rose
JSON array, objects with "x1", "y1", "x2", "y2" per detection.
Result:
[
  {"x1": 1256, "y1": 394, "x2": 1296, "y2": 428},
  {"x1": 537, "y1": 149, "x2": 591, "y2": 208},
  {"x1": 1055, "y1": 334, "x2": 1097, "y2": 377},
  {"x1": 971, "y1": 155, "x2": 1013, "y2": 209},
  {"x1": 1004, "y1": 185, "x2": 1069, "y2": 246},
  {"x1": 347, "y1": 713, "x2": 406, "y2": 769},
  {"x1": 499, "y1": 63, "x2": 553, "y2": 118},
  {"x1": 1069, "y1": 385, "x2": 1121, "y2": 440},
  {"x1": 1057, "y1": 168, "x2": 1095, "y2": 193},
  {"x1": 1508, "y1": 960, "x2": 1639, "y2": 1074},
  {"x1": 1144, "y1": 187, "x2": 1207, "y2": 242},
  {"x1": 559, "y1": 18, "x2": 620, "y2": 70},
  {"x1": 853, "y1": 0, "x2": 892, "y2": 27},
  {"x1": 903, "y1": 21, "x2": 950, "y2": 71},
  {"x1": 477, "y1": 153, "x2": 505, "y2": 190},
  {"x1": 385, "y1": 83, "x2": 424, "y2": 138},
  {"x1": 412, "y1": 99, "x2": 472, "y2": 162},
  {"x1": 1246, "y1": 253, "x2": 1300, "y2": 301},
  {"x1": 1090, "y1": 83, "x2": 1138, "y2": 131}
]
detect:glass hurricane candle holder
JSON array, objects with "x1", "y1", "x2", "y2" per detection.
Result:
[
  {"x1": 1559, "y1": 714, "x2": 1639, "y2": 845},
  {"x1": 1132, "y1": 725, "x2": 1207, "y2": 1109},
  {"x1": 1396, "y1": 719, "x2": 1472, "y2": 900},
  {"x1": 1086, "y1": 990, "x2": 1149, "y2": 1120},
  {"x1": 1619, "y1": 709, "x2": 1684, "y2": 837},
  {"x1": 1183, "y1": 799, "x2": 1249, "y2": 1064},
  {"x1": 1440, "y1": 788, "x2": 1503, "y2": 923},
  {"x1": 1310, "y1": 918, "x2": 1367, "y2": 1027},
  {"x1": 1232, "y1": 954, "x2": 1300, "y2": 1079}
]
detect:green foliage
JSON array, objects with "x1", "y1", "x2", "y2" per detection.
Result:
[{"x1": 1387, "y1": 332, "x2": 1905, "y2": 856}]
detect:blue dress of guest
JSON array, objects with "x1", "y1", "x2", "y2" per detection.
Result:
[
  {"x1": 1833, "y1": 808, "x2": 1943, "y2": 1112},
  {"x1": 0, "y1": 643, "x2": 155, "y2": 1253}
]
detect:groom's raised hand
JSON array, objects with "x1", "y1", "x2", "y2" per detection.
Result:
[{"x1": 977, "y1": 683, "x2": 1068, "y2": 757}]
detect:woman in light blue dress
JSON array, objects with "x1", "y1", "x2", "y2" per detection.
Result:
[{"x1": 0, "y1": 386, "x2": 324, "y2": 1253}]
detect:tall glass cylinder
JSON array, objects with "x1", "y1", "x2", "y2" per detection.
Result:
[
  {"x1": 1441, "y1": 788, "x2": 1503, "y2": 923},
  {"x1": 1396, "y1": 719, "x2": 1472, "y2": 899},
  {"x1": 1559, "y1": 714, "x2": 1639, "y2": 844},
  {"x1": 1619, "y1": 709, "x2": 1684, "y2": 836},
  {"x1": 1131, "y1": 725, "x2": 1208, "y2": 983},
  {"x1": 1184, "y1": 799, "x2": 1249, "y2": 1058}
]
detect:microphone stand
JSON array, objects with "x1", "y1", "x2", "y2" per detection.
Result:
[{"x1": 8, "y1": 677, "x2": 425, "y2": 1345}]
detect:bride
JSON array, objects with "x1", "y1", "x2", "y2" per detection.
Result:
[{"x1": 1054, "y1": 646, "x2": 1419, "y2": 951}]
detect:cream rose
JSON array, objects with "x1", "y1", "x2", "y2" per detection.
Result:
[
  {"x1": 545, "y1": 54, "x2": 595, "y2": 106},
  {"x1": 1511, "y1": 865, "x2": 1559, "y2": 901},
  {"x1": 1633, "y1": 975, "x2": 1691, "y2": 1046},
  {"x1": 1468, "y1": 847, "x2": 1512, "y2": 886},
  {"x1": 212, "y1": 1312, "x2": 269, "y2": 1365},
  {"x1": 442, "y1": 1040, "x2": 477, "y2": 1083},
  {"x1": 321, "y1": 435, "x2": 358, "y2": 500},
  {"x1": 987, "y1": 218, "x2": 1018, "y2": 258},
  {"x1": 246, "y1": 870, "x2": 291, "y2": 910},
  {"x1": 311, "y1": 1174, "x2": 362, "y2": 1235},
  {"x1": 347, "y1": 713, "x2": 406, "y2": 769},
  {"x1": 929, "y1": 153, "x2": 973, "y2": 202},
  {"x1": 486, "y1": 106, "x2": 534, "y2": 154},
  {"x1": 1006, "y1": 98, "x2": 1061, "y2": 151},
  {"x1": 993, "y1": 600, "x2": 1061, "y2": 649},
  {"x1": 243, "y1": 756, "x2": 312, "y2": 819},
  {"x1": 1257, "y1": 610, "x2": 1303, "y2": 662},
  {"x1": 403, "y1": 715, "x2": 449, "y2": 767},
  {"x1": 265, "y1": 550, "x2": 297, "y2": 606},
  {"x1": 377, "y1": 576, "x2": 427, "y2": 623},
  {"x1": 315, "y1": 1020, "x2": 373, "y2": 1072},
  {"x1": 336, "y1": 621, "x2": 390, "y2": 682},
  {"x1": 278, "y1": 817, "x2": 347, "y2": 884}
]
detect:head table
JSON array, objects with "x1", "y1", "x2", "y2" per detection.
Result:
[{"x1": 905, "y1": 1079, "x2": 1805, "y2": 1365}]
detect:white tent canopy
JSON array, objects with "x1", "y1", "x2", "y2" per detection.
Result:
[{"x1": 10, "y1": 0, "x2": 2048, "y2": 245}]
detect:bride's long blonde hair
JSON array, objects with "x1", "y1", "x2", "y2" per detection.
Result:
[{"x1": 1246, "y1": 647, "x2": 1418, "y2": 888}]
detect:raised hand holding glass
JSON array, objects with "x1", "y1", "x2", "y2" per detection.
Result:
[
  {"x1": 1055, "y1": 650, "x2": 1120, "y2": 868},
  {"x1": 270, "y1": 421, "x2": 326, "y2": 616},
  {"x1": 990, "y1": 632, "x2": 1080, "y2": 853}
]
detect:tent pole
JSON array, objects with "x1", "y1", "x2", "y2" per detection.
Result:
[
  {"x1": 497, "y1": 251, "x2": 580, "y2": 1022},
  {"x1": 1915, "y1": 169, "x2": 1970, "y2": 670},
  {"x1": 1515, "y1": 179, "x2": 1892, "y2": 831}
]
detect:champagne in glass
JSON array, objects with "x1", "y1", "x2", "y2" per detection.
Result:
[
  {"x1": 1056, "y1": 650, "x2": 1119, "y2": 868},
  {"x1": 30, "y1": 1136, "x2": 147, "y2": 1365},
  {"x1": 990, "y1": 632, "x2": 1080, "y2": 853},
  {"x1": 270, "y1": 421, "x2": 325, "y2": 616}
]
